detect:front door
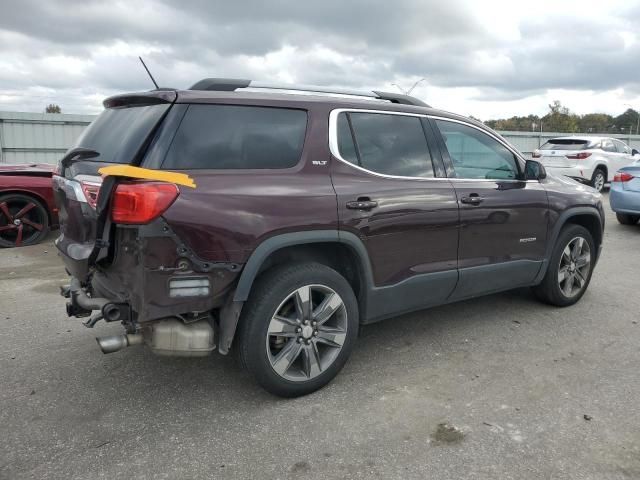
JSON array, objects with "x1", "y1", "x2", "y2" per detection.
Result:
[
  {"x1": 431, "y1": 117, "x2": 549, "y2": 300},
  {"x1": 329, "y1": 110, "x2": 459, "y2": 321}
]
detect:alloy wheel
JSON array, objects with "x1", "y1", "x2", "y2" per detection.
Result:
[
  {"x1": 265, "y1": 284, "x2": 348, "y2": 382},
  {"x1": 593, "y1": 172, "x2": 605, "y2": 192},
  {"x1": 557, "y1": 236, "x2": 591, "y2": 298},
  {"x1": 0, "y1": 197, "x2": 46, "y2": 247}
]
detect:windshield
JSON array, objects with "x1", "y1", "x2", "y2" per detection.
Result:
[
  {"x1": 74, "y1": 103, "x2": 170, "y2": 164},
  {"x1": 540, "y1": 139, "x2": 594, "y2": 151}
]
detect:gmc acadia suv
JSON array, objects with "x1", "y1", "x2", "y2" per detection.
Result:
[{"x1": 54, "y1": 79, "x2": 605, "y2": 397}]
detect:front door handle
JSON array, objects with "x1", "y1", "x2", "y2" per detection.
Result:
[
  {"x1": 460, "y1": 194, "x2": 484, "y2": 205},
  {"x1": 346, "y1": 198, "x2": 378, "y2": 210}
]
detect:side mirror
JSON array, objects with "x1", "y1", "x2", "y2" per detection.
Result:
[
  {"x1": 632, "y1": 148, "x2": 639, "y2": 156},
  {"x1": 524, "y1": 159, "x2": 546, "y2": 180}
]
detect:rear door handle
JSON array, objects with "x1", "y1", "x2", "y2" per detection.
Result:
[
  {"x1": 460, "y1": 194, "x2": 484, "y2": 205},
  {"x1": 346, "y1": 198, "x2": 378, "y2": 210}
]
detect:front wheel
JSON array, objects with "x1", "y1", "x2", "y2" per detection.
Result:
[
  {"x1": 532, "y1": 224, "x2": 595, "y2": 307},
  {"x1": 616, "y1": 213, "x2": 639, "y2": 225},
  {"x1": 237, "y1": 262, "x2": 359, "y2": 397}
]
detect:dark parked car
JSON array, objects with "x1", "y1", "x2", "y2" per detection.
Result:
[
  {"x1": 0, "y1": 163, "x2": 59, "y2": 247},
  {"x1": 54, "y1": 80, "x2": 605, "y2": 397}
]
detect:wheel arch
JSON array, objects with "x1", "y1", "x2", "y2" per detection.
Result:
[
  {"x1": 593, "y1": 164, "x2": 608, "y2": 181},
  {"x1": 233, "y1": 230, "x2": 373, "y2": 307},
  {"x1": 534, "y1": 207, "x2": 603, "y2": 283}
]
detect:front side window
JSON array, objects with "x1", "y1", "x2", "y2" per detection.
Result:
[
  {"x1": 163, "y1": 105, "x2": 307, "y2": 169},
  {"x1": 435, "y1": 120, "x2": 519, "y2": 180},
  {"x1": 614, "y1": 140, "x2": 631, "y2": 154},
  {"x1": 336, "y1": 112, "x2": 435, "y2": 178}
]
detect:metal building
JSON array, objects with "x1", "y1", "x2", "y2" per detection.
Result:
[
  {"x1": 0, "y1": 111, "x2": 94, "y2": 165},
  {"x1": 1, "y1": 110, "x2": 639, "y2": 165}
]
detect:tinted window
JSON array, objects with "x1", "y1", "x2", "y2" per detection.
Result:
[
  {"x1": 341, "y1": 112, "x2": 434, "y2": 178},
  {"x1": 163, "y1": 105, "x2": 307, "y2": 169},
  {"x1": 435, "y1": 120, "x2": 519, "y2": 180},
  {"x1": 540, "y1": 139, "x2": 592, "y2": 151},
  {"x1": 337, "y1": 113, "x2": 358, "y2": 165},
  {"x1": 75, "y1": 104, "x2": 170, "y2": 164}
]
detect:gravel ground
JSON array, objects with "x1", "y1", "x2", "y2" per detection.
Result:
[{"x1": 1, "y1": 193, "x2": 639, "y2": 480}]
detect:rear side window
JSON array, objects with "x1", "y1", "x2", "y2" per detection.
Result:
[
  {"x1": 163, "y1": 105, "x2": 307, "y2": 169},
  {"x1": 540, "y1": 139, "x2": 591, "y2": 151},
  {"x1": 336, "y1": 112, "x2": 435, "y2": 178},
  {"x1": 601, "y1": 139, "x2": 616, "y2": 152}
]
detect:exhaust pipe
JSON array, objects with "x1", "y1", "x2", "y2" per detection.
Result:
[{"x1": 96, "y1": 333, "x2": 143, "y2": 354}]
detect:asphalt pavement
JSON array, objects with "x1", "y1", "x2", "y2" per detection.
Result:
[{"x1": 1, "y1": 193, "x2": 639, "y2": 479}]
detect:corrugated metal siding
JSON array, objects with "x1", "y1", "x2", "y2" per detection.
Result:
[
  {"x1": 0, "y1": 111, "x2": 95, "y2": 165},
  {"x1": 1, "y1": 110, "x2": 639, "y2": 165}
]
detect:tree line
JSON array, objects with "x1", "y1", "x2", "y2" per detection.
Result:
[{"x1": 484, "y1": 101, "x2": 640, "y2": 135}]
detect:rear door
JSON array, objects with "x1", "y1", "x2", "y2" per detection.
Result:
[
  {"x1": 329, "y1": 109, "x2": 459, "y2": 321},
  {"x1": 431, "y1": 117, "x2": 549, "y2": 300}
]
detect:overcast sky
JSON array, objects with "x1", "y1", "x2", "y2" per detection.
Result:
[{"x1": 1, "y1": 0, "x2": 639, "y2": 119}]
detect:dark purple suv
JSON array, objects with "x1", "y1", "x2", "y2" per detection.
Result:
[{"x1": 54, "y1": 79, "x2": 605, "y2": 397}]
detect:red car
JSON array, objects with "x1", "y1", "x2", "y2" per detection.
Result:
[{"x1": 0, "y1": 163, "x2": 58, "y2": 247}]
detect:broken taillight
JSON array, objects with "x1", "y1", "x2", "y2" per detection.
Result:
[
  {"x1": 110, "y1": 182, "x2": 179, "y2": 224},
  {"x1": 80, "y1": 181, "x2": 101, "y2": 208}
]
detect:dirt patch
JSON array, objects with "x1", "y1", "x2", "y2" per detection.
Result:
[{"x1": 431, "y1": 423, "x2": 465, "y2": 444}]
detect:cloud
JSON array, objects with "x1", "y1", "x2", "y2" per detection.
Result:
[{"x1": 0, "y1": 0, "x2": 639, "y2": 117}]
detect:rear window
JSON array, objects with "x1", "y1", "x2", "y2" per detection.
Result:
[
  {"x1": 162, "y1": 105, "x2": 307, "y2": 170},
  {"x1": 540, "y1": 139, "x2": 593, "y2": 151},
  {"x1": 75, "y1": 104, "x2": 170, "y2": 163}
]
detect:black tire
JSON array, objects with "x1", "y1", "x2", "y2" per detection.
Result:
[
  {"x1": 532, "y1": 224, "x2": 595, "y2": 307},
  {"x1": 237, "y1": 262, "x2": 359, "y2": 397},
  {"x1": 616, "y1": 213, "x2": 639, "y2": 225},
  {"x1": 590, "y1": 168, "x2": 606, "y2": 192},
  {"x1": 0, "y1": 194, "x2": 49, "y2": 248}
]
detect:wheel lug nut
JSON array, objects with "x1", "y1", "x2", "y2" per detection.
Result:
[
  {"x1": 311, "y1": 321, "x2": 317, "y2": 326},
  {"x1": 296, "y1": 327, "x2": 302, "y2": 333},
  {"x1": 305, "y1": 339, "x2": 311, "y2": 345},
  {"x1": 313, "y1": 331, "x2": 318, "y2": 336},
  {"x1": 297, "y1": 338, "x2": 303, "y2": 343}
]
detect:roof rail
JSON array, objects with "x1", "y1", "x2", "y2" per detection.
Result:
[{"x1": 188, "y1": 78, "x2": 429, "y2": 107}]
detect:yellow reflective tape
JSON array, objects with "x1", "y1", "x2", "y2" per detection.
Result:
[{"x1": 97, "y1": 165, "x2": 196, "y2": 188}]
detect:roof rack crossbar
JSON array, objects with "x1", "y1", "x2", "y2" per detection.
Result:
[{"x1": 188, "y1": 78, "x2": 429, "y2": 107}]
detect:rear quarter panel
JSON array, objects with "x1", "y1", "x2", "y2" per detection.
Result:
[{"x1": 161, "y1": 106, "x2": 338, "y2": 265}]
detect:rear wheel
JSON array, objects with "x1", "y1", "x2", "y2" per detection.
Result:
[
  {"x1": 532, "y1": 224, "x2": 595, "y2": 307},
  {"x1": 0, "y1": 194, "x2": 49, "y2": 248},
  {"x1": 590, "y1": 168, "x2": 606, "y2": 192},
  {"x1": 237, "y1": 262, "x2": 359, "y2": 397},
  {"x1": 616, "y1": 213, "x2": 639, "y2": 225}
]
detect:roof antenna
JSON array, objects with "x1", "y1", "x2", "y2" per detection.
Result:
[{"x1": 138, "y1": 56, "x2": 159, "y2": 89}]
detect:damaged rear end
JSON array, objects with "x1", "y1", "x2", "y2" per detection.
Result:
[{"x1": 54, "y1": 90, "x2": 239, "y2": 357}]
